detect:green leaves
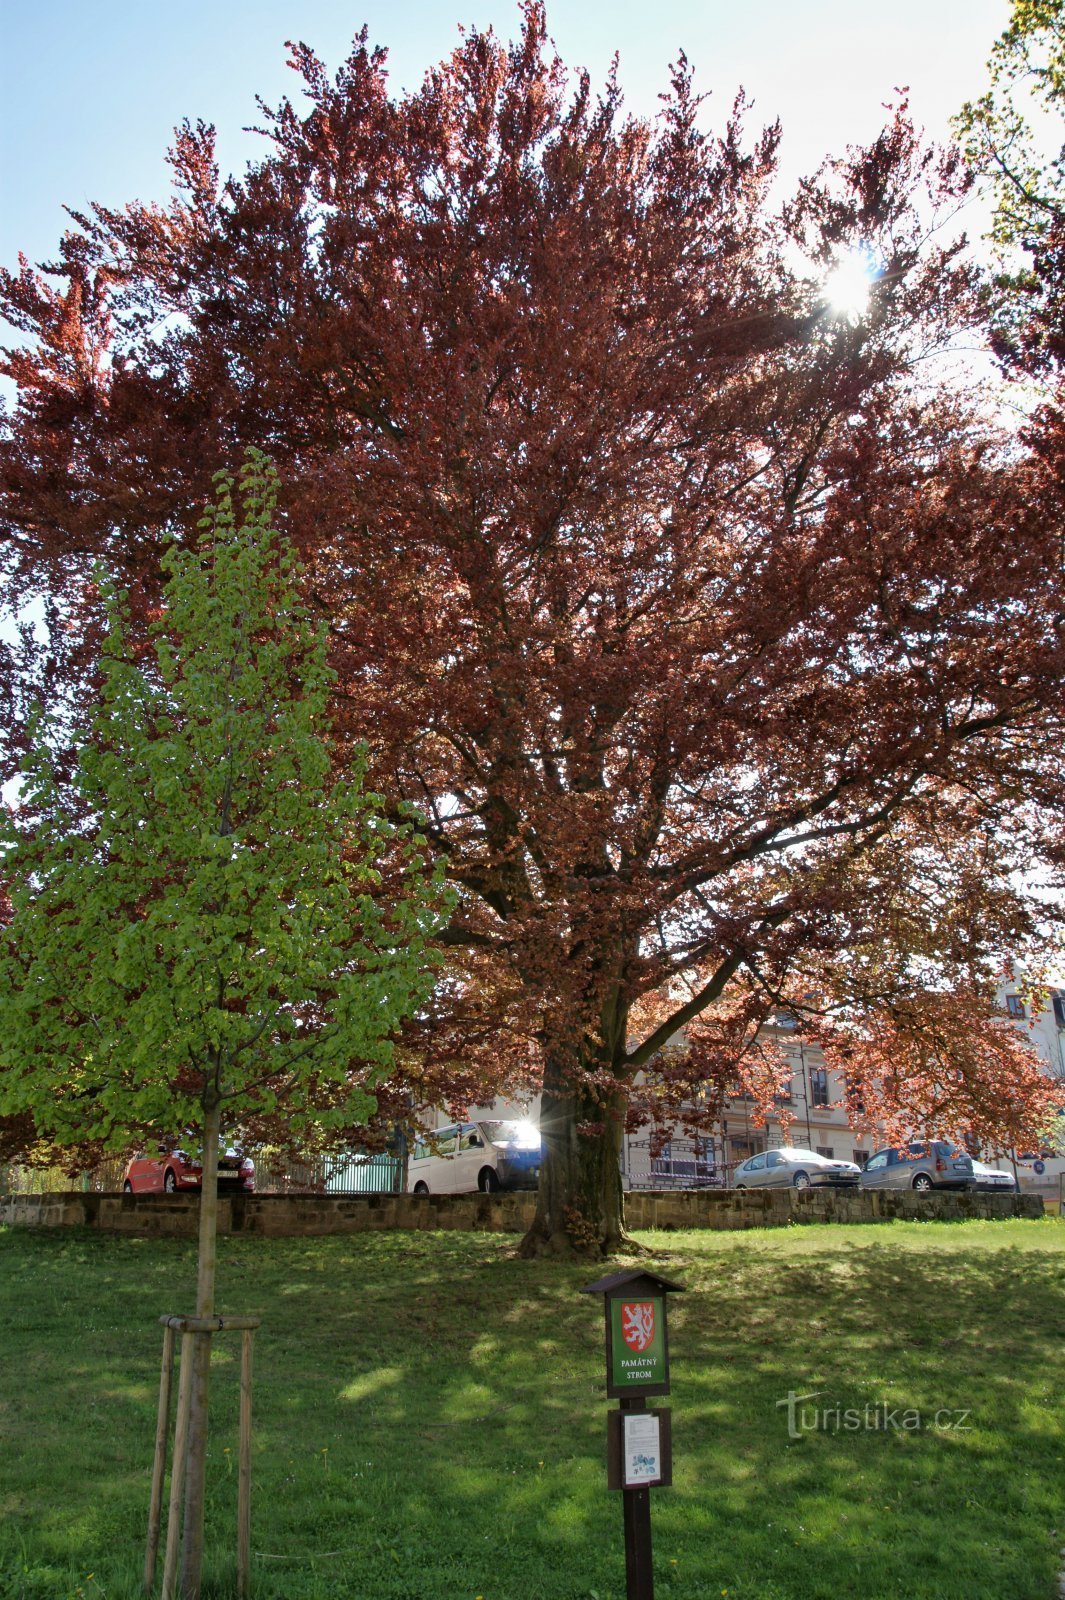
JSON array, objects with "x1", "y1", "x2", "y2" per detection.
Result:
[
  {"x1": 957, "y1": 0, "x2": 1065, "y2": 248},
  {"x1": 0, "y1": 450, "x2": 449, "y2": 1150}
]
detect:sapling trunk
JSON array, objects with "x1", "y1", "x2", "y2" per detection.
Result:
[{"x1": 178, "y1": 1094, "x2": 222, "y2": 1598}]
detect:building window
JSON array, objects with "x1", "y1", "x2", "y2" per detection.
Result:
[
  {"x1": 691, "y1": 1138, "x2": 716, "y2": 1179},
  {"x1": 816, "y1": 1146, "x2": 835, "y2": 1160},
  {"x1": 1005, "y1": 994, "x2": 1026, "y2": 1019},
  {"x1": 650, "y1": 1141, "x2": 672, "y2": 1178},
  {"x1": 810, "y1": 1068, "x2": 829, "y2": 1107},
  {"x1": 1052, "y1": 996, "x2": 1065, "y2": 1029},
  {"x1": 852, "y1": 1149, "x2": 870, "y2": 1169}
]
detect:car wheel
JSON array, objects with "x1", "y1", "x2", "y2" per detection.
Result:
[
  {"x1": 123, "y1": 1180, "x2": 133, "y2": 1194},
  {"x1": 478, "y1": 1168, "x2": 500, "y2": 1193},
  {"x1": 163, "y1": 1168, "x2": 177, "y2": 1194},
  {"x1": 413, "y1": 1181, "x2": 430, "y2": 1196},
  {"x1": 793, "y1": 1171, "x2": 811, "y2": 1190},
  {"x1": 912, "y1": 1173, "x2": 934, "y2": 1192},
  {"x1": 736, "y1": 1183, "x2": 747, "y2": 1191}
]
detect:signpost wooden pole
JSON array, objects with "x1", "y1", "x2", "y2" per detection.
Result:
[
  {"x1": 581, "y1": 1270, "x2": 685, "y2": 1600},
  {"x1": 619, "y1": 1398, "x2": 655, "y2": 1600}
]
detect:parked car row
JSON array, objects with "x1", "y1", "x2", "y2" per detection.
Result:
[
  {"x1": 118, "y1": 1129, "x2": 1017, "y2": 1199},
  {"x1": 407, "y1": 1133, "x2": 1018, "y2": 1197},
  {"x1": 732, "y1": 1141, "x2": 1017, "y2": 1193}
]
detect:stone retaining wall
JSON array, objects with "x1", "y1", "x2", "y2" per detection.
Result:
[
  {"x1": 0, "y1": 1186, "x2": 1044, "y2": 1236},
  {"x1": 627, "y1": 1186, "x2": 1044, "y2": 1228}
]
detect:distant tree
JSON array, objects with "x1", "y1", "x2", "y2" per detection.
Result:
[
  {"x1": 2, "y1": 4, "x2": 1064, "y2": 1257},
  {"x1": 0, "y1": 451, "x2": 446, "y2": 1596},
  {"x1": 957, "y1": 0, "x2": 1065, "y2": 248},
  {"x1": 957, "y1": 0, "x2": 1065, "y2": 370}
]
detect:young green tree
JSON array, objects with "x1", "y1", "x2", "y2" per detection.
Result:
[{"x1": 0, "y1": 449, "x2": 447, "y2": 1596}]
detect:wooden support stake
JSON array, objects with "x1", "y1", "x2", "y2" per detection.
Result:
[
  {"x1": 144, "y1": 1322, "x2": 176, "y2": 1594},
  {"x1": 147, "y1": 1313, "x2": 262, "y2": 1597},
  {"x1": 237, "y1": 1328, "x2": 254, "y2": 1600},
  {"x1": 161, "y1": 1330, "x2": 195, "y2": 1600}
]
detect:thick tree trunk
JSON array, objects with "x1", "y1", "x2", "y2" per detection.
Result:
[
  {"x1": 179, "y1": 1094, "x2": 221, "y2": 1598},
  {"x1": 519, "y1": 1051, "x2": 630, "y2": 1259}
]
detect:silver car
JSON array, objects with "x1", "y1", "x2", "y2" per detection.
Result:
[
  {"x1": 733, "y1": 1147, "x2": 862, "y2": 1191},
  {"x1": 971, "y1": 1159, "x2": 1016, "y2": 1193},
  {"x1": 860, "y1": 1140, "x2": 974, "y2": 1193}
]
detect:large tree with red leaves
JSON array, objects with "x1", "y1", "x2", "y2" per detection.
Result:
[{"x1": 3, "y1": 6, "x2": 1063, "y2": 1254}]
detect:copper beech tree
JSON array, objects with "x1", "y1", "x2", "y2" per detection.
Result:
[{"x1": 2, "y1": 6, "x2": 1064, "y2": 1255}]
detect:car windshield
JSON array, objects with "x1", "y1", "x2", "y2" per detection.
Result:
[
  {"x1": 480, "y1": 1120, "x2": 540, "y2": 1148},
  {"x1": 778, "y1": 1148, "x2": 826, "y2": 1163}
]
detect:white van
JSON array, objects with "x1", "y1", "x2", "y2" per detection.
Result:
[{"x1": 407, "y1": 1119, "x2": 541, "y2": 1195}]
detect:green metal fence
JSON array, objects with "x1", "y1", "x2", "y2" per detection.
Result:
[
  {"x1": 249, "y1": 1151, "x2": 405, "y2": 1195},
  {"x1": 323, "y1": 1153, "x2": 405, "y2": 1194}
]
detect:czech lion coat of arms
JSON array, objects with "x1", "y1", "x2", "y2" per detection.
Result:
[{"x1": 620, "y1": 1300, "x2": 656, "y2": 1353}]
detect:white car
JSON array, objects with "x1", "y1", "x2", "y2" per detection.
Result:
[
  {"x1": 733, "y1": 1147, "x2": 862, "y2": 1191},
  {"x1": 971, "y1": 1160, "x2": 1017, "y2": 1192}
]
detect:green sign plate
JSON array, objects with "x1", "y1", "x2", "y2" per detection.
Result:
[{"x1": 609, "y1": 1295, "x2": 667, "y2": 1392}]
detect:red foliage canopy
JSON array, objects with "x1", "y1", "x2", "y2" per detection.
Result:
[{"x1": 3, "y1": 6, "x2": 1063, "y2": 1248}]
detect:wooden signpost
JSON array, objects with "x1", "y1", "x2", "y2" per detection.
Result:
[{"x1": 581, "y1": 1269, "x2": 685, "y2": 1600}]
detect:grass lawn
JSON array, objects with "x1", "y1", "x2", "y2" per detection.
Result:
[{"x1": 0, "y1": 1218, "x2": 1062, "y2": 1600}]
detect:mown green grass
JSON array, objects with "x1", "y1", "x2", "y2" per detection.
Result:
[{"x1": 0, "y1": 1219, "x2": 1062, "y2": 1600}]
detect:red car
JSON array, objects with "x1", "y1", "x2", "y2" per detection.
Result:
[{"x1": 122, "y1": 1144, "x2": 256, "y2": 1195}]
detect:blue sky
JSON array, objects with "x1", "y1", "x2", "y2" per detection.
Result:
[{"x1": 2, "y1": 0, "x2": 1009, "y2": 280}]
